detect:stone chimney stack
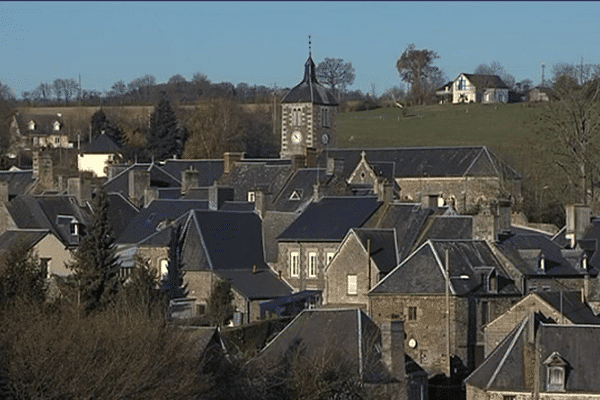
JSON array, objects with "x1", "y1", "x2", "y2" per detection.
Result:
[
  {"x1": 128, "y1": 169, "x2": 150, "y2": 207},
  {"x1": 326, "y1": 157, "x2": 344, "y2": 176},
  {"x1": 566, "y1": 204, "x2": 592, "y2": 248},
  {"x1": 381, "y1": 320, "x2": 405, "y2": 382},
  {"x1": 181, "y1": 167, "x2": 199, "y2": 195},
  {"x1": 223, "y1": 152, "x2": 243, "y2": 174},
  {"x1": 291, "y1": 154, "x2": 306, "y2": 171},
  {"x1": 254, "y1": 189, "x2": 266, "y2": 219},
  {"x1": 67, "y1": 175, "x2": 93, "y2": 207},
  {"x1": 208, "y1": 184, "x2": 234, "y2": 211},
  {"x1": 422, "y1": 193, "x2": 441, "y2": 211},
  {"x1": 33, "y1": 151, "x2": 54, "y2": 192},
  {"x1": 379, "y1": 182, "x2": 394, "y2": 205},
  {"x1": 305, "y1": 147, "x2": 317, "y2": 168},
  {"x1": 497, "y1": 198, "x2": 512, "y2": 234},
  {"x1": 144, "y1": 187, "x2": 159, "y2": 208}
]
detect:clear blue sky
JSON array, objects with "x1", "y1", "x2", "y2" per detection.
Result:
[{"x1": 1, "y1": 1, "x2": 599, "y2": 98}]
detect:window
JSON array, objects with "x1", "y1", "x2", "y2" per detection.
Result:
[
  {"x1": 160, "y1": 259, "x2": 169, "y2": 279},
  {"x1": 308, "y1": 252, "x2": 317, "y2": 278},
  {"x1": 347, "y1": 274, "x2": 357, "y2": 295},
  {"x1": 290, "y1": 252, "x2": 300, "y2": 277},
  {"x1": 322, "y1": 108, "x2": 329, "y2": 127},
  {"x1": 408, "y1": 306, "x2": 417, "y2": 320},
  {"x1": 327, "y1": 252, "x2": 335, "y2": 265},
  {"x1": 53, "y1": 121, "x2": 61, "y2": 131},
  {"x1": 70, "y1": 222, "x2": 78, "y2": 236},
  {"x1": 54, "y1": 136, "x2": 60, "y2": 145},
  {"x1": 247, "y1": 191, "x2": 255, "y2": 202},
  {"x1": 28, "y1": 121, "x2": 36, "y2": 130},
  {"x1": 503, "y1": 396, "x2": 516, "y2": 400},
  {"x1": 544, "y1": 352, "x2": 567, "y2": 392},
  {"x1": 291, "y1": 108, "x2": 302, "y2": 126}
]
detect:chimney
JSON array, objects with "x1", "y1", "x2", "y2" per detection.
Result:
[
  {"x1": 223, "y1": 152, "x2": 243, "y2": 174},
  {"x1": 254, "y1": 189, "x2": 266, "y2": 218},
  {"x1": 305, "y1": 147, "x2": 317, "y2": 168},
  {"x1": 381, "y1": 320, "x2": 405, "y2": 382},
  {"x1": 312, "y1": 183, "x2": 321, "y2": 202},
  {"x1": 566, "y1": 204, "x2": 592, "y2": 248},
  {"x1": 128, "y1": 169, "x2": 150, "y2": 207},
  {"x1": 291, "y1": 154, "x2": 306, "y2": 171},
  {"x1": 497, "y1": 198, "x2": 512, "y2": 233},
  {"x1": 379, "y1": 182, "x2": 394, "y2": 204},
  {"x1": 208, "y1": 184, "x2": 234, "y2": 211},
  {"x1": 144, "y1": 187, "x2": 159, "y2": 208},
  {"x1": 181, "y1": 167, "x2": 199, "y2": 195},
  {"x1": 422, "y1": 193, "x2": 440, "y2": 210},
  {"x1": 33, "y1": 151, "x2": 53, "y2": 192},
  {"x1": 67, "y1": 175, "x2": 93, "y2": 207},
  {"x1": 326, "y1": 157, "x2": 344, "y2": 176},
  {"x1": 108, "y1": 164, "x2": 128, "y2": 180}
]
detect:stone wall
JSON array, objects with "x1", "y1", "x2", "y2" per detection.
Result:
[{"x1": 277, "y1": 241, "x2": 339, "y2": 291}]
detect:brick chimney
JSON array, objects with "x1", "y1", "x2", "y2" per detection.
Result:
[
  {"x1": 223, "y1": 152, "x2": 244, "y2": 174},
  {"x1": 181, "y1": 166, "x2": 199, "y2": 195},
  {"x1": 128, "y1": 169, "x2": 150, "y2": 207},
  {"x1": 381, "y1": 320, "x2": 405, "y2": 382},
  {"x1": 566, "y1": 204, "x2": 592, "y2": 248}
]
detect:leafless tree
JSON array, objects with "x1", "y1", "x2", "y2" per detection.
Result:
[
  {"x1": 396, "y1": 44, "x2": 442, "y2": 105},
  {"x1": 316, "y1": 57, "x2": 355, "y2": 101}
]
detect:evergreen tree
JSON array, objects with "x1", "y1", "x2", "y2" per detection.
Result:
[
  {"x1": 160, "y1": 224, "x2": 188, "y2": 304},
  {"x1": 90, "y1": 109, "x2": 123, "y2": 147},
  {"x1": 117, "y1": 254, "x2": 163, "y2": 319},
  {"x1": 206, "y1": 279, "x2": 235, "y2": 327},
  {"x1": 68, "y1": 188, "x2": 120, "y2": 314},
  {"x1": 147, "y1": 93, "x2": 185, "y2": 161},
  {"x1": 0, "y1": 241, "x2": 46, "y2": 306}
]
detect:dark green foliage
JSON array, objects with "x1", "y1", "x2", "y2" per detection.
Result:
[
  {"x1": 207, "y1": 279, "x2": 235, "y2": 327},
  {"x1": 161, "y1": 225, "x2": 188, "y2": 303},
  {"x1": 90, "y1": 108, "x2": 123, "y2": 147},
  {"x1": 243, "y1": 113, "x2": 279, "y2": 158},
  {"x1": 147, "y1": 93, "x2": 185, "y2": 161},
  {"x1": 69, "y1": 189, "x2": 120, "y2": 314},
  {"x1": 0, "y1": 241, "x2": 46, "y2": 306}
]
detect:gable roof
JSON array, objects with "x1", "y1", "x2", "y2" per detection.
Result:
[
  {"x1": 352, "y1": 228, "x2": 398, "y2": 274},
  {"x1": 217, "y1": 269, "x2": 292, "y2": 300},
  {"x1": 14, "y1": 112, "x2": 64, "y2": 135},
  {"x1": 277, "y1": 196, "x2": 381, "y2": 241},
  {"x1": 317, "y1": 146, "x2": 521, "y2": 180},
  {"x1": 83, "y1": 133, "x2": 122, "y2": 154},
  {"x1": 281, "y1": 54, "x2": 339, "y2": 106},
  {"x1": 0, "y1": 169, "x2": 35, "y2": 199},
  {"x1": 106, "y1": 192, "x2": 138, "y2": 240},
  {"x1": 160, "y1": 159, "x2": 224, "y2": 187},
  {"x1": 0, "y1": 229, "x2": 52, "y2": 254},
  {"x1": 103, "y1": 163, "x2": 181, "y2": 198},
  {"x1": 181, "y1": 210, "x2": 268, "y2": 272},
  {"x1": 254, "y1": 308, "x2": 384, "y2": 381},
  {"x1": 535, "y1": 291, "x2": 600, "y2": 325},
  {"x1": 370, "y1": 240, "x2": 519, "y2": 296},
  {"x1": 467, "y1": 316, "x2": 600, "y2": 393},
  {"x1": 115, "y1": 199, "x2": 207, "y2": 245},
  {"x1": 219, "y1": 161, "x2": 293, "y2": 202},
  {"x1": 461, "y1": 73, "x2": 510, "y2": 90},
  {"x1": 270, "y1": 168, "x2": 333, "y2": 212}
]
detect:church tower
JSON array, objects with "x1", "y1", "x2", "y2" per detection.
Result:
[{"x1": 280, "y1": 38, "x2": 339, "y2": 158}]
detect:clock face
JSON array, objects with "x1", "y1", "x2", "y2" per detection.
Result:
[
  {"x1": 408, "y1": 338, "x2": 417, "y2": 349},
  {"x1": 321, "y1": 133, "x2": 330, "y2": 145},
  {"x1": 292, "y1": 131, "x2": 302, "y2": 144}
]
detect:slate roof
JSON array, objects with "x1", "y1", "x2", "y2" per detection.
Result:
[
  {"x1": 115, "y1": 199, "x2": 207, "y2": 245},
  {"x1": 0, "y1": 229, "x2": 51, "y2": 254},
  {"x1": 217, "y1": 269, "x2": 292, "y2": 300},
  {"x1": 277, "y1": 196, "x2": 381, "y2": 241},
  {"x1": 462, "y1": 73, "x2": 510, "y2": 90},
  {"x1": 270, "y1": 168, "x2": 333, "y2": 212},
  {"x1": 262, "y1": 211, "x2": 300, "y2": 263},
  {"x1": 497, "y1": 234, "x2": 595, "y2": 277},
  {"x1": 535, "y1": 291, "x2": 600, "y2": 325},
  {"x1": 281, "y1": 54, "x2": 339, "y2": 106},
  {"x1": 316, "y1": 146, "x2": 521, "y2": 180},
  {"x1": 371, "y1": 239, "x2": 519, "y2": 296},
  {"x1": 103, "y1": 163, "x2": 181, "y2": 198},
  {"x1": 83, "y1": 133, "x2": 122, "y2": 154},
  {"x1": 14, "y1": 113, "x2": 64, "y2": 135},
  {"x1": 352, "y1": 228, "x2": 398, "y2": 274},
  {"x1": 6, "y1": 195, "x2": 92, "y2": 247},
  {"x1": 219, "y1": 161, "x2": 293, "y2": 202},
  {"x1": 467, "y1": 316, "x2": 600, "y2": 393},
  {"x1": 160, "y1": 159, "x2": 224, "y2": 187},
  {"x1": 413, "y1": 215, "x2": 473, "y2": 249},
  {"x1": 254, "y1": 308, "x2": 385, "y2": 382},
  {"x1": 0, "y1": 169, "x2": 35, "y2": 199},
  {"x1": 219, "y1": 201, "x2": 255, "y2": 212},
  {"x1": 106, "y1": 193, "x2": 138, "y2": 240},
  {"x1": 181, "y1": 210, "x2": 269, "y2": 272}
]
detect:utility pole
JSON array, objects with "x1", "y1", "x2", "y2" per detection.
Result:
[
  {"x1": 445, "y1": 247, "x2": 451, "y2": 375},
  {"x1": 541, "y1": 63, "x2": 545, "y2": 88}
]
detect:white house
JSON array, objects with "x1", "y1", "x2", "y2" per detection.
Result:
[
  {"x1": 78, "y1": 133, "x2": 122, "y2": 178},
  {"x1": 452, "y1": 73, "x2": 509, "y2": 104}
]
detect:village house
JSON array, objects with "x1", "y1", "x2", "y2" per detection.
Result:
[
  {"x1": 451, "y1": 73, "x2": 510, "y2": 104},
  {"x1": 77, "y1": 133, "x2": 122, "y2": 178},
  {"x1": 9, "y1": 112, "x2": 71, "y2": 155}
]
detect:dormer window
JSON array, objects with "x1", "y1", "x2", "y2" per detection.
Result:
[
  {"x1": 538, "y1": 254, "x2": 546, "y2": 273},
  {"x1": 247, "y1": 191, "x2": 255, "y2": 202},
  {"x1": 53, "y1": 121, "x2": 61, "y2": 132},
  {"x1": 544, "y1": 352, "x2": 568, "y2": 392},
  {"x1": 70, "y1": 221, "x2": 78, "y2": 236},
  {"x1": 28, "y1": 120, "x2": 36, "y2": 130}
]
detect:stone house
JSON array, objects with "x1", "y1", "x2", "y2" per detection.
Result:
[
  {"x1": 483, "y1": 291, "x2": 600, "y2": 357},
  {"x1": 275, "y1": 196, "x2": 382, "y2": 292},
  {"x1": 369, "y1": 239, "x2": 521, "y2": 378},
  {"x1": 316, "y1": 146, "x2": 522, "y2": 214},
  {"x1": 466, "y1": 314, "x2": 600, "y2": 400},
  {"x1": 451, "y1": 73, "x2": 510, "y2": 104},
  {"x1": 9, "y1": 112, "x2": 71, "y2": 154},
  {"x1": 325, "y1": 228, "x2": 398, "y2": 309}
]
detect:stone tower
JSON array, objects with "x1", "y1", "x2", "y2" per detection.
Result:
[{"x1": 280, "y1": 41, "x2": 339, "y2": 158}]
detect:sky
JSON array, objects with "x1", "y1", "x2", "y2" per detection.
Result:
[{"x1": 1, "y1": 1, "x2": 600, "y2": 99}]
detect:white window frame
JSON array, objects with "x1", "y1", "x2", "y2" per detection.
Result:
[
  {"x1": 290, "y1": 251, "x2": 300, "y2": 278},
  {"x1": 327, "y1": 252, "x2": 335, "y2": 265},
  {"x1": 347, "y1": 274, "x2": 357, "y2": 295},
  {"x1": 308, "y1": 252, "x2": 317, "y2": 278},
  {"x1": 322, "y1": 107, "x2": 329, "y2": 127},
  {"x1": 247, "y1": 191, "x2": 255, "y2": 202}
]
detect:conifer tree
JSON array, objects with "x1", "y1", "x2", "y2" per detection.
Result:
[
  {"x1": 90, "y1": 109, "x2": 123, "y2": 147},
  {"x1": 0, "y1": 241, "x2": 46, "y2": 306},
  {"x1": 69, "y1": 188, "x2": 120, "y2": 313},
  {"x1": 207, "y1": 279, "x2": 235, "y2": 327},
  {"x1": 160, "y1": 224, "x2": 188, "y2": 304},
  {"x1": 147, "y1": 93, "x2": 185, "y2": 161}
]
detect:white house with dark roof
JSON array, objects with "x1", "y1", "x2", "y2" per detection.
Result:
[
  {"x1": 452, "y1": 73, "x2": 509, "y2": 104},
  {"x1": 77, "y1": 133, "x2": 122, "y2": 177}
]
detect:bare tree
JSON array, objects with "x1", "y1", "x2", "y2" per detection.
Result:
[
  {"x1": 396, "y1": 44, "x2": 441, "y2": 105},
  {"x1": 316, "y1": 57, "x2": 355, "y2": 101},
  {"x1": 474, "y1": 61, "x2": 515, "y2": 89}
]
